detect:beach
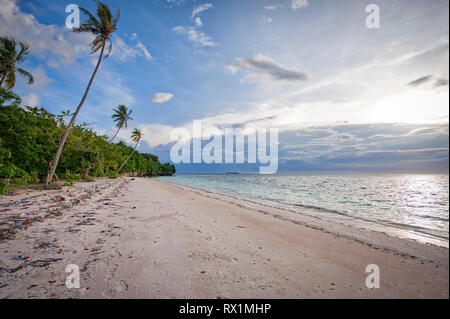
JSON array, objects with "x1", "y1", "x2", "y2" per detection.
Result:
[{"x1": 0, "y1": 177, "x2": 448, "y2": 299}]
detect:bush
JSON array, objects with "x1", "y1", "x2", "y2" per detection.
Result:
[
  {"x1": 0, "y1": 181, "x2": 8, "y2": 195},
  {"x1": 0, "y1": 165, "x2": 39, "y2": 191},
  {"x1": 108, "y1": 171, "x2": 121, "y2": 179},
  {"x1": 60, "y1": 170, "x2": 82, "y2": 182}
]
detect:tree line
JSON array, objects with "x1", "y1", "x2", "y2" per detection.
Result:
[{"x1": 0, "y1": 88, "x2": 175, "y2": 194}]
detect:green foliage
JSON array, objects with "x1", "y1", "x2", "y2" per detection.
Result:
[
  {"x1": 0, "y1": 163, "x2": 39, "y2": 193},
  {"x1": 0, "y1": 89, "x2": 176, "y2": 187},
  {"x1": 0, "y1": 182, "x2": 7, "y2": 195}
]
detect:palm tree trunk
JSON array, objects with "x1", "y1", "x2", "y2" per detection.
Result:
[
  {"x1": 109, "y1": 126, "x2": 121, "y2": 142},
  {"x1": 117, "y1": 143, "x2": 138, "y2": 174},
  {"x1": 45, "y1": 43, "x2": 106, "y2": 188}
]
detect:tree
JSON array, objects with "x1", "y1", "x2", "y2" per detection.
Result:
[
  {"x1": 110, "y1": 105, "x2": 133, "y2": 142},
  {"x1": 1, "y1": 89, "x2": 174, "y2": 192},
  {"x1": 118, "y1": 128, "x2": 142, "y2": 173},
  {"x1": 0, "y1": 37, "x2": 34, "y2": 89},
  {"x1": 45, "y1": 1, "x2": 120, "y2": 188}
]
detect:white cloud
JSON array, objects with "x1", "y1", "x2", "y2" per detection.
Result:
[
  {"x1": 227, "y1": 54, "x2": 310, "y2": 82},
  {"x1": 111, "y1": 36, "x2": 152, "y2": 61},
  {"x1": 192, "y1": 3, "x2": 213, "y2": 19},
  {"x1": 291, "y1": 0, "x2": 309, "y2": 10},
  {"x1": 172, "y1": 26, "x2": 218, "y2": 47},
  {"x1": 194, "y1": 17, "x2": 203, "y2": 27},
  {"x1": 152, "y1": 93, "x2": 174, "y2": 103},
  {"x1": 22, "y1": 93, "x2": 40, "y2": 107},
  {"x1": 263, "y1": 16, "x2": 273, "y2": 23},
  {"x1": 264, "y1": 5, "x2": 277, "y2": 10},
  {"x1": 165, "y1": 0, "x2": 187, "y2": 6},
  {"x1": 0, "y1": 0, "x2": 152, "y2": 66},
  {"x1": 173, "y1": 3, "x2": 218, "y2": 48},
  {"x1": 136, "y1": 42, "x2": 152, "y2": 60},
  {"x1": 117, "y1": 123, "x2": 176, "y2": 147},
  {"x1": 0, "y1": 0, "x2": 91, "y2": 67}
]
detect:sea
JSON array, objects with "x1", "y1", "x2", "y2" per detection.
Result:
[{"x1": 157, "y1": 174, "x2": 449, "y2": 247}]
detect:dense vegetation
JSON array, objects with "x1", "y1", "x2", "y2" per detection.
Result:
[{"x1": 0, "y1": 88, "x2": 175, "y2": 194}]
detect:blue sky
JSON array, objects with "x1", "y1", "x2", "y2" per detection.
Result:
[{"x1": 1, "y1": 0, "x2": 448, "y2": 173}]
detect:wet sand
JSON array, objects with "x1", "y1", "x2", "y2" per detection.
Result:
[{"x1": 0, "y1": 177, "x2": 448, "y2": 298}]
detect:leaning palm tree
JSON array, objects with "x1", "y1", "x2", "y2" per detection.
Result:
[
  {"x1": 45, "y1": 1, "x2": 120, "y2": 188},
  {"x1": 110, "y1": 105, "x2": 133, "y2": 142},
  {"x1": 0, "y1": 37, "x2": 34, "y2": 89},
  {"x1": 117, "y1": 128, "x2": 142, "y2": 173}
]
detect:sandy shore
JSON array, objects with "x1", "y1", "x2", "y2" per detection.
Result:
[{"x1": 0, "y1": 177, "x2": 448, "y2": 299}]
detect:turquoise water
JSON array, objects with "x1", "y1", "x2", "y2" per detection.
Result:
[{"x1": 157, "y1": 174, "x2": 449, "y2": 247}]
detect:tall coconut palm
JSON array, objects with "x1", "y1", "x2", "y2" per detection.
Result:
[
  {"x1": 110, "y1": 105, "x2": 133, "y2": 142},
  {"x1": 0, "y1": 37, "x2": 34, "y2": 89},
  {"x1": 117, "y1": 128, "x2": 142, "y2": 173},
  {"x1": 45, "y1": 1, "x2": 120, "y2": 188}
]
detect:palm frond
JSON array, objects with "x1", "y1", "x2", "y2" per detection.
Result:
[
  {"x1": 5, "y1": 69, "x2": 16, "y2": 89},
  {"x1": 73, "y1": 3, "x2": 119, "y2": 56},
  {"x1": 131, "y1": 128, "x2": 142, "y2": 144},
  {"x1": 15, "y1": 42, "x2": 30, "y2": 64},
  {"x1": 17, "y1": 68, "x2": 34, "y2": 85}
]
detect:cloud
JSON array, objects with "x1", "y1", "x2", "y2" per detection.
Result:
[
  {"x1": 172, "y1": 26, "x2": 218, "y2": 47},
  {"x1": 152, "y1": 93, "x2": 174, "y2": 103},
  {"x1": 0, "y1": 0, "x2": 152, "y2": 66},
  {"x1": 136, "y1": 42, "x2": 152, "y2": 60},
  {"x1": 173, "y1": 3, "x2": 218, "y2": 47},
  {"x1": 117, "y1": 123, "x2": 176, "y2": 147},
  {"x1": 263, "y1": 16, "x2": 273, "y2": 23},
  {"x1": 404, "y1": 126, "x2": 447, "y2": 136},
  {"x1": 264, "y1": 5, "x2": 277, "y2": 10},
  {"x1": 192, "y1": 3, "x2": 213, "y2": 19},
  {"x1": 407, "y1": 75, "x2": 433, "y2": 87},
  {"x1": 227, "y1": 54, "x2": 310, "y2": 82},
  {"x1": 112, "y1": 35, "x2": 152, "y2": 61},
  {"x1": 166, "y1": 0, "x2": 185, "y2": 5},
  {"x1": 434, "y1": 78, "x2": 449, "y2": 87},
  {"x1": 147, "y1": 122, "x2": 449, "y2": 173},
  {"x1": 0, "y1": 0, "x2": 91, "y2": 67},
  {"x1": 291, "y1": 0, "x2": 309, "y2": 10},
  {"x1": 194, "y1": 17, "x2": 203, "y2": 27},
  {"x1": 22, "y1": 93, "x2": 40, "y2": 107}
]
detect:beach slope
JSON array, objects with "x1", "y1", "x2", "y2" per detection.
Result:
[{"x1": 0, "y1": 178, "x2": 448, "y2": 298}]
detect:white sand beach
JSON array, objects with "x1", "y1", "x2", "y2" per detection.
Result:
[{"x1": 0, "y1": 177, "x2": 448, "y2": 299}]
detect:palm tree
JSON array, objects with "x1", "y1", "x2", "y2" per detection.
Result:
[
  {"x1": 45, "y1": 1, "x2": 120, "y2": 188},
  {"x1": 0, "y1": 37, "x2": 34, "y2": 89},
  {"x1": 117, "y1": 128, "x2": 142, "y2": 173},
  {"x1": 110, "y1": 105, "x2": 133, "y2": 142}
]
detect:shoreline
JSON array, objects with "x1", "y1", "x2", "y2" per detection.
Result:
[
  {"x1": 0, "y1": 177, "x2": 448, "y2": 298},
  {"x1": 161, "y1": 178, "x2": 449, "y2": 249},
  {"x1": 158, "y1": 179, "x2": 449, "y2": 259}
]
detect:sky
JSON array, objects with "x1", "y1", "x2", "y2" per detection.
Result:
[{"x1": 0, "y1": 0, "x2": 449, "y2": 173}]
